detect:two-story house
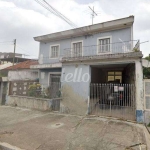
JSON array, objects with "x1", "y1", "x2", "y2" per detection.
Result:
[{"x1": 32, "y1": 16, "x2": 144, "y2": 123}]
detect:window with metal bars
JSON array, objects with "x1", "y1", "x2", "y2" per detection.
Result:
[
  {"x1": 50, "y1": 45, "x2": 59, "y2": 58},
  {"x1": 72, "y1": 42, "x2": 82, "y2": 57},
  {"x1": 99, "y1": 38, "x2": 110, "y2": 53}
]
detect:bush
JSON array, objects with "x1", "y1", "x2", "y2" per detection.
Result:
[{"x1": 28, "y1": 83, "x2": 41, "y2": 97}]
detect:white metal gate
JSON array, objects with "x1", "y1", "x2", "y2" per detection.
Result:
[
  {"x1": 90, "y1": 83, "x2": 136, "y2": 121},
  {"x1": 144, "y1": 79, "x2": 150, "y2": 110}
]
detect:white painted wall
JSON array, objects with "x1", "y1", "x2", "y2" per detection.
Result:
[
  {"x1": 8, "y1": 70, "x2": 38, "y2": 81},
  {"x1": 135, "y1": 60, "x2": 144, "y2": 111}
]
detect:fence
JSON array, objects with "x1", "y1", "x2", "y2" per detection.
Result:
[
  {"x1": 9, "y1": 81, "x2": 61, "y2": 99},
  {"x1": 144, "y1": 79, "x2": 150, "y2": 125},
  {"x1": 90, "y1": 83, "x2": 136, "y2": 120},
  {"x1": 9, "y1": 81, "x2": 37, "y2": 96},
  {"x1": 63, "y1": 40, "x2": 139, "y2": 59}
]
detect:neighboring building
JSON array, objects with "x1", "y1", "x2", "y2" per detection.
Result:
[
  {"x1": 0, "y1": 60, "x2": 38, "y2": 105},
  {"x1": 0, "y1": 52, "x2": 22, "y2": 59},
  {"x1": 0, "y1": 62, "x2": 13, "y2": 105},
  {"x1": 5, "y1": 60, "x2": 38, "y2": 81},
  {"x1": 32, "y1": 16, "x2": 144, "y2": 122},
  {"x1": 0, "y1": 52, "x2": 30, "y2": 64}
]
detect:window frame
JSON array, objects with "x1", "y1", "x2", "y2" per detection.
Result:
[
  {"x1": 49, "y1": 44, "x2": 60, "y2": 59},
  {"x1": 97, "y1": 36, "x2": 112, "y2": 54},
  {"x1": 107, "y1": 71, "x2": 122, "y2": 83},
  {"x1": 71, "y1": 40, "x2": 83, "y2": 57}
]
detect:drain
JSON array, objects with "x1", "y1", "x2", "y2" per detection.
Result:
[{"x1": 50, "y1": 123, "x2": 64, "y2": 129}]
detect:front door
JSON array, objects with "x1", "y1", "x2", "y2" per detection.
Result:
[{"x1": 49, "y1": 74, "x2": 61, "y2": 98}]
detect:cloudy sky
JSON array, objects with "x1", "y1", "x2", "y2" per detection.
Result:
[{"x1": 0, "y1": 0, "x2": 150, "y2": 58}]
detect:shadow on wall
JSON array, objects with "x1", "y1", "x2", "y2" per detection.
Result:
[{"x1": 60, "y1": 85, "x2": 88, "y2": 115}]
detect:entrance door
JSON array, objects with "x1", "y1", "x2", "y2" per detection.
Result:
[
  {"x1": 49, "y1": 74, "x2": 61, "y2": 98},
  {"x1": 90, "y1": 83, "x2": 136, "y2": 121}
]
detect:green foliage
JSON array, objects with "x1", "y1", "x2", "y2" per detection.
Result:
[
  {"x1": 27, "y1": 83, "x2": 61, "y2": 99},
  {"x1": 143, "y1": 55, "x2": 150, "y2": 79},
  {"x1": 133, "y1": 48, "x2": 139, "y2": 52},
  {"x1": 28, "y1": 83, "x2": 41, "y2": 97},
  {"x1": 0, "y1": 71, "x2": 7, "y2": 77},
  {"x1": 148, "y1": 122, "x2": 150, "y2": 127},
  {"x1": 145, "y1": 55, "x2": 150, "y2": 61},
  {"x1": 143, "y1": 67, "x2": 150, "y2": 79}
]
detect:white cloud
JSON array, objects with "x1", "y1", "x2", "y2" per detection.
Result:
[{"x1": 0, "y1": 0, "x2": 150, "y2": 58}]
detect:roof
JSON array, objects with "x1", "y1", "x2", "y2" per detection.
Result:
[
  {"x1": 0, "y1": 63, "x2": 13, "y2": 70},
  {"x1": 34, "y1": 16, "x2": 134, "y2": 42},
  {"x1": 4, "y1": 60, "x2": 38, "y2": 70}
]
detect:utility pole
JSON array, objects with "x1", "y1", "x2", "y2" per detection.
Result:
[
  {"x1": 13, "y1": 39, "x2": 16, "y2": 66},
  {"x1": 89, "y1": 6, "x2": 97, "y2": 25}
]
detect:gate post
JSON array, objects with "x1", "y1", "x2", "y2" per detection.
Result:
[{"x1": 135, "y1": 60, "x2": 144, "y2": 123}]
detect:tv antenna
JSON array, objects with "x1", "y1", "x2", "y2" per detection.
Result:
[{"x1": 88, "y1": 6, "x2": 97, "y2": 25}]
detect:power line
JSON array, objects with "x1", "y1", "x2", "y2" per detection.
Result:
[
  {"x1": 34, "y1": 0, "x2": 91, "y2": 35},
  {"x1": 16, "y1": 44, "x2": 37, "y2": 58},
  {"x1": 43, "y1": 0, "x2": 78, "y2": 28},
  {"x1": 35, "y1": 0, "x2": 77, "y2": 28}
]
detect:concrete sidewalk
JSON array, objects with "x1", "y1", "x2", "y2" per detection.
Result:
[{"x1": 0, "y1": 106, "x2": 148, "y2": 150}]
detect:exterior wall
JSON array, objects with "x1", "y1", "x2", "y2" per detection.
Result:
[
  {"x1": 8, "y1": 70, "x2": 38, "y2": 81},
  {"x1": 39, "y1": 68, "x2": 61, "y2": 88},
  {"x1": 7, "y1": 95, "x2": 60, "y2": 111},
  {"x1": 61, "y1": 64, "x2": 90, "y2": 115},
  {"x1": 135, "y1": 59, "x2": 144, "y2": 123},
  {"x1": 0, "y1": 82, "x2": 2, "y2": 104},
  {"x1": 39, "y1": 27, "x2": 132, "y2": 64}
]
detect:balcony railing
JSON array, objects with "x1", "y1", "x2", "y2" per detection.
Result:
[{"x1": 62, "y1": 40, "x2": 140, "y2": 60}]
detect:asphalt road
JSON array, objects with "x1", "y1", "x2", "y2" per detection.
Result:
[{"x1": 0, "y1": 106, "x2": 147, "y2": 150}]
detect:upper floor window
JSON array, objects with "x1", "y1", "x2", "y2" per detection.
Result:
[
  {"x1": 50, "y1": 45, "x2": 59, "y2": 58},
  {"x1": 98, "y1": 37, "x2": 111, "y2": 53},
  {"x1": 72, "y1": 41, "x2": 83, "y2": 57}
]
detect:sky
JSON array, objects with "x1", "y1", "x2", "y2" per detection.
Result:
[{"x1": 0, "y1": 0, "x2": 150, "y2": 58}]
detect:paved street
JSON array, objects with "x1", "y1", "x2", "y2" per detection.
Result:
[{"x1": 0, "y1": 106, "x2": 147, "y2": 150}]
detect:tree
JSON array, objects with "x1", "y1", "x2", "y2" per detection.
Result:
[
  {"x1": 143, "y1": 55, "x2": 150, "y2": 78},
  {"x1": 145, "y1": 55, "x2": 150, "y2": 61}
]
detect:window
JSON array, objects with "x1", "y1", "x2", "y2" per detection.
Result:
[
  {"x1": 108, "y1": 71, "x2": 122, "y2": 83},
  {"x1": 98, "y1": 38, "x2": 110, "y2": 53},
  {"x1": 50, "y1": 45, "x2": 59, "y2": 58},
  {"x1": 72, "y1": 42, "x2": 82, "y2": 57}
]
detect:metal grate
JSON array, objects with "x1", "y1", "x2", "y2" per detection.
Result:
[
  {"x1": 144, "y1": 80, "x2": 150, "y2": 110},
  {"x1": 89, "y1": 83, "x2": 136, "y2": 121}
]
